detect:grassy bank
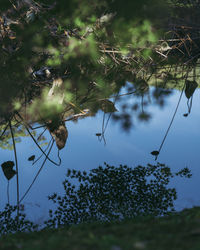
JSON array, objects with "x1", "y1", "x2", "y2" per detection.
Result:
[{"x1": 1, "y1": 207, "x2": 200, "y2": 250}]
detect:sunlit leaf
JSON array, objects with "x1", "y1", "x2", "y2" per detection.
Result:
[
  {"x1": 1, "y1": 161, "x2": 16, "y2": 180},
  {"x1": 48, "y1": 121, "x2": 68, "y2": 150},
  {"x1": 100, "y1": 99, "x2": 118, "y2": 113}
]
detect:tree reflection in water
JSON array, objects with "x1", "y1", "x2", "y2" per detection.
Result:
[
  {"x1": 0, "y1": 162, "x2": 192, "y2": 234},
  {"x1": 45, "y1": 162, "x2": 191, "y2": 228},
  {"x1": 0, "y1": 79, "x2": 197, "y2": 229},
  {"x1": 0, "y1": 0, "x2": 200, "y2": 236}
]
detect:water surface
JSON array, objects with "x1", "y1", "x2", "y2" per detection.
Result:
[{"x1": 1, "y1": 86, "x2": 200, "y2": 225}]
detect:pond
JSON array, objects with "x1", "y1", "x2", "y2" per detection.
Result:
[
  {"x1": 1, "y1": 0, "x2": 200, "y2": 235},
  {"x1": 1, "y1": 83, "x2": 200, "y2": 230}
]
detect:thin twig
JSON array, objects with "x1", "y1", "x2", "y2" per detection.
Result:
[
  {"x1": 101, "y1": 112, "x2": 106, "y2": 145},
  {"x1": 37, "y1": 127, "x2": 47, "y2": 141},
  {"x1": 15, "y1": 112, "x2": 61, "y2": 166},
  {"x1": 25, "y1": 125, "x2": 61, "y2": 166},
  {"x1": 0, "y1": 123, "x2": 9, "y2": 140},
  {"x1": 7, "y1": 180, "x2": 10, "y2": 205},
  {"x1": 32, "y1": 139, "x2": 51, "y2": 166},
  {"x1": 155, "y1": 50, "x2": 168, "y2": 58},
  {"x1": 98, "y1": 91, "x2": 137, "y2": 99},
  {"x1": 99, "y1": 49, "x2": 123, "y2": 53},
  {"x1": 19, "y1": 139, "x2": 54, "y2": 203},
  {"x1": 155, "y1": 82, "x2": 185, "y2": 160},
  {"x1": 98, "y1": 92, "x2": 119, "y2": 145}
]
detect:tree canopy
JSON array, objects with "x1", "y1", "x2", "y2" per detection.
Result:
[
  {"x1": 0, "y1": 0, "x2": 199, "y2": 141},
  {"x1": 0, "y1": 0, "x2": 169, "y2": 119}
]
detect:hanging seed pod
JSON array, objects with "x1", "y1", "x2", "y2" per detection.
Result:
[
  {"x1": 1, "y1": 161, "x2": 16, "y2": 180},
  {"x1": 151, "y1": 150, "x2": 159, "y2": 156},
  {"x1": 28, "y1": 155, "x2": 35, "y2": 161},
  {"x1": 47, "y1": 120, "x2": 68, "y2": 150}
]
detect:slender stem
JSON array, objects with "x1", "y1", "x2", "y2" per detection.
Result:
[
  {"x1": 32, "y1": 139, "x2": 51, "y2": 166},
  {"x1": 19, "y1": 139, "x2": 54, "y2": 203},
  {"x1": 15, "y1": 112, "x2": 61, "y2": 166},
  {"x1": 37, "y1": 127, "x2": 47, "y2": 141},
  {"x1": 0, "y1": 123, "x2": 9, "y2": 140},
  {"x1": 16, "y1": 112, "x2": 62, "y2": 166},
  {"x1": 7, "y1": 180, "x2": 10, "y2": 205},
  {"x1": 141, "y1": 95, "x2": 144, "y2": 113},
  {"x1": 187, "y1": 95, "x2": 193, "y2": 115},
  {"x1": 9, "y1": 120, "x2": 19, "y2": 219},
  {"x1": 101, "y1": 112, "x2": 112, "y2": 145},
  {"x1": 99, "y1": 92, "x2": 119, "y2": 145},
  {"x1": 25, "y1": 126, "x2": 61, "y2": 166},
  {"x1": 57, "y1": 147, "x2": 61, "y2": 164},
  {"x1": 102, "y1": 112, "x2": 105, "y2": 134},
  {"x1": 155, "y1": 85, "x2": 185, "y2": 160}
]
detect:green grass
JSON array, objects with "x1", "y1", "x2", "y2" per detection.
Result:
[{"x1": 1, "y1": 207, "x2": 200, "y2": 250}]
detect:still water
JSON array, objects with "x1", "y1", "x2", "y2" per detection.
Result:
[{"x1": 1, "y1": 86, "x2": 200, "y2": 225}]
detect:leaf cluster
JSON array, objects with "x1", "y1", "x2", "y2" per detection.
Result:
[
  {"x1": 45, "y1": 162, "x2": 192, "y2": 228},
  {"x1": 0, "y1": 204, "x2": 37, "y2": 236}
]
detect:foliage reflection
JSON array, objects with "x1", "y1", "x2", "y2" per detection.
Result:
[{"x1": 45, "y1": 162, "x2": 191, "y2": 228}]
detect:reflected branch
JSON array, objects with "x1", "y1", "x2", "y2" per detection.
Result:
[
  {"x1": 15, "y1": 112, "x2": 61, "y2": 166},
  {"x1": 32, "y1": 138, "x2": 52, "y2": 166},
  {"x1": 37, "y1": 127, "x2": 48, "y2": 141},
  {"x1": 154, "y1": 82, "x2": 185, "y2": 160},
  {"x1": 9, "y1": 119, "x2": 19, "y2": 220},
  {"x1": 45, "y1": 162, "x2": 192, "y2": 228},
  {"x1": 0, "y1": 122, "x2": 9, "y2": 140},
  {"x1": 98, "y1": 93, "x2": 119, "y2": 145},
  {"x1": 19, "y1": 139, "x2": 54, "y2": 203}
]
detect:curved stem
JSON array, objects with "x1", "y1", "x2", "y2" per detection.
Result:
[
  {"x1": 20, "y1": 139, "x2": 54, "y2": 203},
  {"x1": 155, "y1": 85, "x2": 185, "y2": 160},
  {"x1": 7, "y1": 180, "x2": 10, "y2": 205},
  {"x1": 32, "y1": 139, "x2": 51, "y2": 166},
  {"x1": 15, "y1": 112, "x2": 61, "y2": 166}
]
